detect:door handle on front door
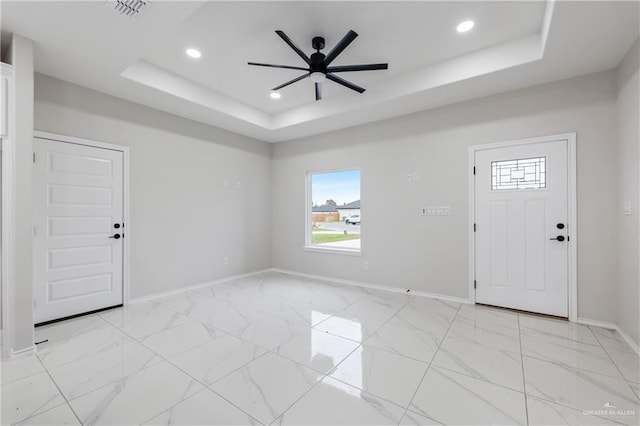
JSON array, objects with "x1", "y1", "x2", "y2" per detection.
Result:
[
  {"x1": 109, "y1": 234, "x2": 121, "y2": 239},
  {"x1": 550, "y1": 235, "x2": 565, "y2": 242}
]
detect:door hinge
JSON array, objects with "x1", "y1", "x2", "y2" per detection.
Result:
[
  {"x1": 473, "y1": 166, "x2": 476, "y2": 175},
  {"x1": 473, "y1": 223, "x2": 476, "y2": 232},
  {"x1": 32, "y1": 152, "x2": 36, "y2": 163},
  {"x1": 474, "y1": 280, "x2": 477, "y2": 289}
]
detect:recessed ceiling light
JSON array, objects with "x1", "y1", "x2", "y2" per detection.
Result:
[
  {"x1": 270, "y1": 91, "x2": 281, "y2": 99},
  {"x1": 456, "y1": 20, "x2": 475, "y2": 33},
  {"x1": 186, "y1": 48, "x2": 201, "y2": 58}
]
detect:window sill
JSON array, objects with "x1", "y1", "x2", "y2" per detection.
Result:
[{"x1": 303, "y1": 246, "x2": 362, "y2": 256}]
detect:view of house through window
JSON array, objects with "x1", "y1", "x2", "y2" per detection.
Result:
[{"x1": 309, "y1": 169, "x2": 361, "y2": 251}]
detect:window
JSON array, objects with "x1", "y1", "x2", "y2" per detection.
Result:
[
  {"x1": 307, "y1": 169, "x2": 361, "y2": 253},
  {"x1": 491, "y1": 157, "x2": 546, "y2": 190}
]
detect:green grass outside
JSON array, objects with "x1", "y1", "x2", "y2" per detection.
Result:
[
  {"x1": 312, "y1": 233, "x2": 361, "y2": 244},
  {"x1": 312, "y1": 227, "x2": 334, "y2": 232}
]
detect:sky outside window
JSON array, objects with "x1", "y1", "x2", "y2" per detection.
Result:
[{"x1": 311, "y1": 169, "x2": 360, "y2": 206}]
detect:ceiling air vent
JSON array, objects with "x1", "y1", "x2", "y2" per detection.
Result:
[{"x1": 107, "y1": 0, "x2": 151, "y2": 19}]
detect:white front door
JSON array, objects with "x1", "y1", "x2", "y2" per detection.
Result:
[
  {"x1": 474, "y1": 139, "x2": 569, "y2": 317},
  {"x1": 33, "y1": 138, "x2": 124, "y2": 324}
]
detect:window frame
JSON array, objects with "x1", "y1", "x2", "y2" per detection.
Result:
[
  {"x1": 304, "y1": 168, "x2": 362, "y2": 256},
  {"x1": 491, "y1": 156, "x2": 548, "y2": 191}
]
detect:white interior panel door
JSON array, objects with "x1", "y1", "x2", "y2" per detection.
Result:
[
  {"x1": 33, "y1": 138, "x2": 124, "y2": 324},
  {"x1": 474, "y1": 140, "x2": 569, "y2": 317}
]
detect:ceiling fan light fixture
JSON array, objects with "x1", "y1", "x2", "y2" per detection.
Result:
[
  {"x1": 310, "y1": 72, "x2": 326, "y2": 83},
  {"x1": 270, "y1": 91, "x2": 281, "y2": 99},
  {"x1": 185, "y1": 48, "x2": 201, "y2": 58},
  {"x1": 456, "y1": 20, "x2": 475, "y2": 33}
]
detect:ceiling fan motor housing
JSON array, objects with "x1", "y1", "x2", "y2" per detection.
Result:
[{"x1": 310, "y1": 52, "x2": 326, "y2": 72}]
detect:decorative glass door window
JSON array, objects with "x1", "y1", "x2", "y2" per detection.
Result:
[{"x1": 491, "y1": 157, "x2": 546, "y2": 190}]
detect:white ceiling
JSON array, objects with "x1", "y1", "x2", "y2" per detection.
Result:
[{"x1": 1, "y1": 1, "x2": 638, "y2": 142}]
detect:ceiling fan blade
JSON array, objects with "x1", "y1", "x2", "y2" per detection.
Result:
[
  {"x1": 272, "y1": 73, "x2": 310, "y2": 91},
  {"x1": 315, "y1": 82, "x2": 322, "y2": 101},
  {"x1": 275, "y1": 30, "x2": 311, "y2": 65},
  {"x1": 323, "y1": 30, "x2": 358, "y2": 65},
  {"x1": 326, "y1": 63, "x2": 388, "y2": 73},
  {"x1": 248, "y1": 62, "x2": 310, "y2": 72},
  {"x1": 326, "y1": 73, "x2": 365, "y2": 93}
]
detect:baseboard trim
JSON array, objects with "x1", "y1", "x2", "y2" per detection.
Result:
[
  {"x1": 127, "y1": 268, "x2": 272, "y2": 305},
  {"x1": 576, "y1": 317, "x2": 618, "y2": 329},
  {"x1": 409, "y1": 289, "x2": 473, "y2": 305},
  {"x1": 270, "y1": 268, "x2": 473, "y2": 305},
  {"x1": 10, "y1": 345, "x2": 37, "y2": 358},
  {"x1": 576, "y1": 317, "x2": 640, "y2": 356},
  {"x1": 614, "y1": 325, "x2": 640, "y2": 356}
]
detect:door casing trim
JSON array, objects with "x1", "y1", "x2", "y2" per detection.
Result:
[
  {"x1": 2, "y1": 63, "x2": 15, "y2": 358},
  {"x1": 33, "y1": 130, "x2": 131, "y2": 313},
  {"x1": 468, "y1": 133, "x2": 577, "y2": 321}
]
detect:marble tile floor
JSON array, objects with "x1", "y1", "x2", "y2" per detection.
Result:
[{"x1": 1, "y1": 272, "x2": 639, "y2": 425}]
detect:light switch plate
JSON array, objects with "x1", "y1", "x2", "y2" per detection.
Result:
[{"x1": 437, "y1": 206, "x2": 451, "y2": 216}]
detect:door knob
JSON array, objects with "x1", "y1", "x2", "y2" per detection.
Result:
[
  {"x1": 557, "y1": 223, "x2": 565, "y2": 229},
  {"x1": 109, "y1": 234, "x2": 121, "y2": 239},
  {"x1": 550, "y1": 235, "x2": 565, "y2": 242}
]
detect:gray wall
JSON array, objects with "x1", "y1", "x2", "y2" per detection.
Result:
[
  {"x1": 34, "y1": 74, "x2": 272, "y2": 300},
  {"x1": 616, "y1": 38, "x2": 640, "y2": 346},
  {"x1": 272, "y1": 70, "x2": 619, "y2": 323}
]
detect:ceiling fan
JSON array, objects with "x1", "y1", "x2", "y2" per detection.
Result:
[{"x1": 248, "y1": 30, "x2": 388, "y2": 101}]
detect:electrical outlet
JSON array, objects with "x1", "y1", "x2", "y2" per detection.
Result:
[
  {"x1": 364, "y1": 261, "x2": 369, "y2": 270},
  {"x1": 223, "y1": 257, "x2": 229, "y2": 266}
]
